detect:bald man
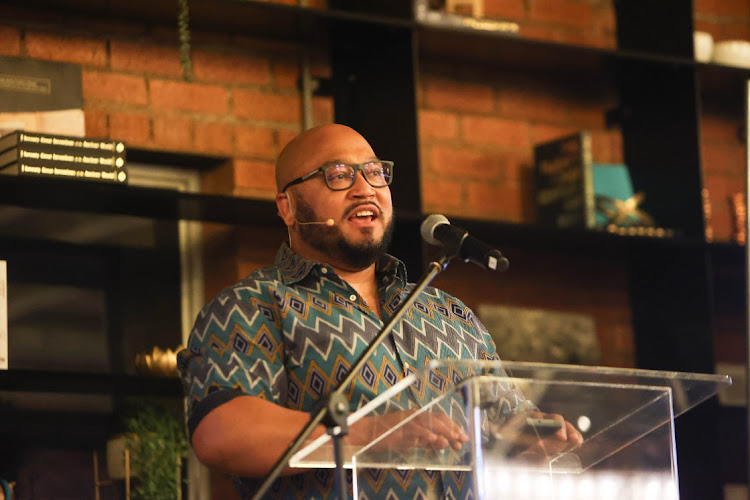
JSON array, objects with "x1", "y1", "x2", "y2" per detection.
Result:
[{"x1": 178, "y1": 125, "x2": 580, "y2": 499}]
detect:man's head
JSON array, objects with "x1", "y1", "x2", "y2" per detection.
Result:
[{"x1": 275, "y1": 124, "x2": 395, "y2": 271}]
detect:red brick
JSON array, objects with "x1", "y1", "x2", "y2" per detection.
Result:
[
  {"x1": 310, "y1": 57, "x2": 332, "y2": 79},
  {"x1": 194, "y1": 121, "x2": 234, "y2": 155},
  {"x1": 419, "y1": 110, "x2": 459, "y2": 140},
  {"x1": 153, "y1": 115, "x2": 193, "y2": 150},
  {"x1": 694, "y1": 19, "x2": 722, "y2": 39},
  {"x1": 590, "y1": 130, "x2": 624, "y2": 164},
  {"x1": 694, "y1": 0, "x2": 718, "y2": 16},
  {"x1": 530, "y1": 124, "x2": 579, "y2": 144},
  {"x1": 564, "y1": 32, "x2": 613, "y2": 49},
  {"x1": 720, "y1": 21, "x2": 750, "y2": 40},
  {"x1": 429, "y1": 145, "x2": 505, "y2": 180},
  {"x1": 497, "y1": 86, "x2": 568, "y2": 123},
  {"x1": 592, "y1": 6, "x2": 616, "y2": 36},
  {"x1": 232, "y1": 35, "x2": 298, "y2": 57},
  {"x1": 312, "y1": 96, "x2": 334, "y2": 126},
  {"x1": 111, "y1": 40, "x2": 183, "y2": 76},
  {"x1": 528, "y1": 0, "x2": 593, "y2": 29},
  {"x1": 566, "y1": 102, "x2": 606, "y2": 128},
  {"x1": 150, "y1": 80, "x2": 228, "y2": 114},
  {"x1": 234, "y1": 89, "x2": 301, "y2": 123},
  {"x1": 461, "y1": 116, "x2": 530, "y2": 149},
  {"x1": 273, "y1": 59, "x2": 299, "y2": 89},
  {"x1": 192, "y1": 49, "x2": 271, "y2": 85},
  {"x1": 701, "y1": 114, "x2": 742, "y2": 144},
  {"x1": 66, "y1": 15, "x2": 147, "y2": 38},
  {"x1": 702, "y1": 144, "x2": 743, "y2": 175},
  {"x1": 277, "y1": 128, "x2": 300, "y2": 152},
  {"x1": 715, "y1": 0, "x2": 750, "y2": 18},
  {"x1": 25, "y1": 31, "x2": 107, "y2": 66},
  {"x1": 484, "y1": 0, "x2": 526, "y2": 20},
  {"x1": 109, "y1": 112, "x2": 150, "y2": 146},
  {"x1": 234, "y1": 158, "x2": 277, "y2": 191},
  {"x1": 422, "y1": 178, "x2": 464, "y2": 212},
  {"x1": 235, "y1": 124, "x2": 276, "y2": 158},
  {"x1": 0, "y1": 25, "x2": 21, "y2": 56},
  {"x1": 82, "y1": 71, "x2": 147, "y2": 105},
  {"x1": 465, "y1": 181, "x2": 525, "y2": 222},
  {"x1": 422, "y1": 77, "x2": 495, "y2": 113},
  {"x1": 84, "y1": 109, "x2": 109, "y2": 139}
]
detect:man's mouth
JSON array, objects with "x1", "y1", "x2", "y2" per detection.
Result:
[{"x1": 347, "y1": 205, "x2": 380, "y2": 223}]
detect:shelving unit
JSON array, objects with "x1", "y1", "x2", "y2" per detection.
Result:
[{"x1": 2, "y1": 0, "x2": 748, "y2": 497}]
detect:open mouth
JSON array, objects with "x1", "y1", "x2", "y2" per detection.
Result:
[{"x1": 347, "y1": 205, "x2": 380, "y2": 223}]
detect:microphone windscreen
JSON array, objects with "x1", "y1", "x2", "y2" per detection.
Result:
[{"x1": 420, "y1": 214, "x2": 449, "y2": 245}]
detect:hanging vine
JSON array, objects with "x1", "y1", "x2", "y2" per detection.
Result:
[{"x1": 177, "y1": 0, "x2": 193, "y2": 82}]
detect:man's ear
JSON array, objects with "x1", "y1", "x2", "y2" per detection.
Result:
[{"x1": 276, "y1": 192, "x2": 295, "y2": 227}]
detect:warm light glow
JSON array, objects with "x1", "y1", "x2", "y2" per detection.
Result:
[{"x1": 577, "y1": 415, "x2": 592, "y2": 433}]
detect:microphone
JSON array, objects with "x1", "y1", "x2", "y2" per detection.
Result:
[
  {"x1": 296, "y1": 218, "x2": 334, "y2": 226},
  {"x1": 286, "y1": 197, "x2": 334, "y2": 226},
  {"x1": 420, "y1": 214, "x2": 509, "y2": 272}
]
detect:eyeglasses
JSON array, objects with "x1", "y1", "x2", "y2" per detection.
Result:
[{"x1": 281, "y1": 160, "x2": 394, "y2": 192}]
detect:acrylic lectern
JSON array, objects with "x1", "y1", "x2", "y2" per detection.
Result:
[{"x1": 290, "y1": 360, "x2": 731, "y2": 500}]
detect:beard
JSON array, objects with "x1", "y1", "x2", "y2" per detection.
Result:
[{"x1": 294, "y1": 197, "x2": 395, "y2": 269}]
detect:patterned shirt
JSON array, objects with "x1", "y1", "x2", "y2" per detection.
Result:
[{"x1": 178, "y1": 243, "x2": 526, "y2": 499}]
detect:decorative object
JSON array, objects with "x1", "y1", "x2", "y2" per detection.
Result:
[
  {"x1": 134, "y1": 346, "x2": 182, "y2": 377},
  {"x1": 729, "y1": 192, "x2": 746, "y2": 245},
  {"x1": 595, "y1": 191, "x2": 655, "y2": 227},
  {"x1": 693, "y1": 31, "x2": 713, "y2": 62},
  {"x1": 712, "y1": 40, "x2": 750, "y2": 68},
  {"x1": 477, "y1": 304, "x2": 600, "y2": 365}
]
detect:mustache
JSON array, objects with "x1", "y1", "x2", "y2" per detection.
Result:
[{"x1": 343, "y1": 201, "x2": 383, "y2": 217}]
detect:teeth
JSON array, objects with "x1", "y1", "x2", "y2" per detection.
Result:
[{"x1": 355, "y1": 210, "x2": 374, "y2": 217}]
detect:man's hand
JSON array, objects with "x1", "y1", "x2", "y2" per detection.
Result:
[
  {"x1": 489, "y1": 411, "x2": 583, "y2": 460},
  {"x1": 351, "y1": 410, "x2": 468, "y2": 452}
]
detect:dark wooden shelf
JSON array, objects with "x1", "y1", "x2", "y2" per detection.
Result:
[
  {"x1": 0, "y1": 369, "x2": 182, "y2": 396},
  {"x1": 0, "y1": 175, "x2": 280, "y2": 226}
]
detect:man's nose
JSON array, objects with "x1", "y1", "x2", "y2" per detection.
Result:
[{"x1": 349, "y1": 170, "x2": 376, "y2": 196}]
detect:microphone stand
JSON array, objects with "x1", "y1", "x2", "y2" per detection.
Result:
[{"x1": 252, "y1": 238, "x2": 464, "y2": 499}]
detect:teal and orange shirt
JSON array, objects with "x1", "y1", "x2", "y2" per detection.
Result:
[{"x1": 178, "y1": 243, "x2": 527, "y2": 499}]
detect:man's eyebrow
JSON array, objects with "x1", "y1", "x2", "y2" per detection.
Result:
[{"x1": 321, "y1": 156, "x2": 381, "y2": 165}]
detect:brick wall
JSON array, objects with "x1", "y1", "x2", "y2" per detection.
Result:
[{"x1": 0, "y1": 3, "x2": 333, "y2": 201}]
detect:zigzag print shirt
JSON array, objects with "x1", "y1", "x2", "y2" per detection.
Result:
[{"x1": 178, "y1": 243, "x2": 527, "y2": 499}]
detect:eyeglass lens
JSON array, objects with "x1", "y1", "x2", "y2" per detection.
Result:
[{"x1": 324, "y1": 162, "x2": 392, "y2": 190}]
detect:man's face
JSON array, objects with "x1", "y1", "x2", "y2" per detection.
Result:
[
  {"x1": 293, "y1": 194, "x2": 395, "y2": 269},
  {"x1": 283, "y1": 126, "x2": 394, "y2": 269}
]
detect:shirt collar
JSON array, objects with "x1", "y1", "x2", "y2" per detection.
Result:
[{"x1": 275, "y1": 242, "x2": 408, "y2": 286}]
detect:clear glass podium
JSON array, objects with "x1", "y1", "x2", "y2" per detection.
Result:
[{"x1": 290, "y1": 360, "x2": 731, "y2": 499}]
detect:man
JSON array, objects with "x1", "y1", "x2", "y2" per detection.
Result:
[{"x1": 178, "y1": 124, "x2": 581, "y2": 499}]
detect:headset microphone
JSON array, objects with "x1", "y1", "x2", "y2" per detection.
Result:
[
  {"x1": 296, "y1": 218, "x2": 335, "y2": 226},
  {"x1": 287, "y1": 197, "x2": 334, "y2": 226}
]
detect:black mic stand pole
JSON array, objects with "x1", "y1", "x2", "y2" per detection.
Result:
[{"x1": 252, "y1": 242, "x2": 462, "y2": 500}]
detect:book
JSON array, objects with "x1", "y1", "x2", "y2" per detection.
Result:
[
  {"x1": 0, "y1": 260, "x2": 6, "y2": 370},
  {"x1": 0, "y1": 162, "x2": 128, "y2": 183},
  {"x1": 0, "y1": 55, "x2": 84, "y2": 137},
  {"x1": 0, "y1": 130, "x2": 126, "y2": 156},
  {"x1": 0, "y1": 146, "x2": 126, "y2": 170},
  {"x1": 534, "y1": 132, "x2": 595, "y2": 229}
]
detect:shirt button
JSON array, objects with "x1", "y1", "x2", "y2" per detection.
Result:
[
  {"x1": 321, "y1": 268, "x2": 328, "y2": 274},
  {"x1": 349, "y1": 294, "x2": 357, "y2": 301}
]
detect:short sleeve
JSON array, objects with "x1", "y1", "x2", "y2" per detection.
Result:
[{"x1": 177, "y1": 290, "x2": 286, "y2": 438}]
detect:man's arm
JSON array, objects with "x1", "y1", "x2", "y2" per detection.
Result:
[{"x1": 191, "y1": 394, "x2": 327, "y2": 478}]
